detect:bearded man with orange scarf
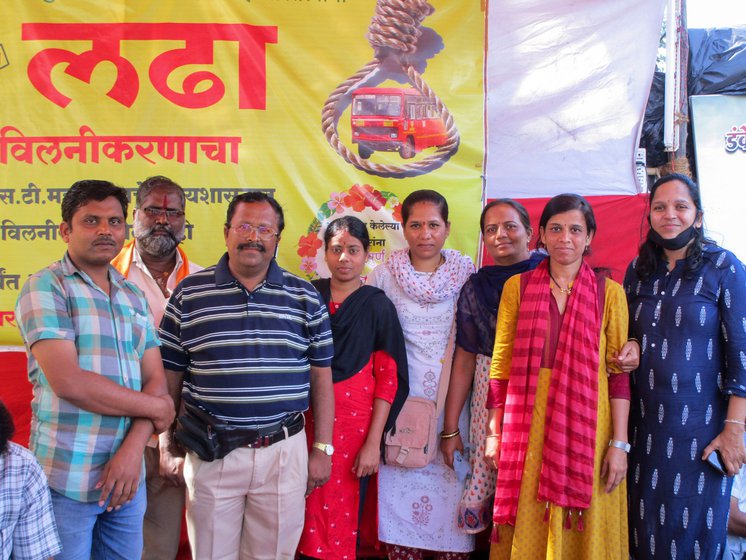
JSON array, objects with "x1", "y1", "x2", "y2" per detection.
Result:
[{"x1": 112, "y1": 175, "x2": 202, "y2": 560}]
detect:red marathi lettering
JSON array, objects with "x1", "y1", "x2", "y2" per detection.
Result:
[
  {"x1": 0, "y1": 311, "x2": 17, "y2": 327},
  {"x1": 0, "y1": 125, "x2": 241, "y2": 166},
  {"x1": 22, "y1": 23, "x2": 278, "y2": 110}
]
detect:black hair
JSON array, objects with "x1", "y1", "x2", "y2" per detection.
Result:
[
  {"x1": 0, "y1": 400, "x2": 14, "y2": 454},
  {"x1": 536, "y1": 193, "x2": 597, "y2": 252},
  {"x1": 61, "y1": 180, "x2": 129, "y2": 224},
  {"x1": 636, "y1": 173, "x2": 708, "y2": 281},
  {"x1": 135, "y1": 176, "x2": 186, "y2": 210},
  {"x1": 401, "y1": 189, "x2": 449, "y2": 225},
  {"x1": 323, "y1": 216, "x2": 370, "y2": 252},
  {"x1": 225, "y1": 191, "x2": 284, "y2": 234},
  {"x1": 480, "y1": 198, "x2": 532, "y2": 234}
]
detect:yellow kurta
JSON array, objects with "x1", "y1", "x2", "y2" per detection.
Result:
[{"x1": 489, "y1": 274, "x2": 629, "y2": 560}]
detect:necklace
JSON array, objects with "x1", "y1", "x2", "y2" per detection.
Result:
[{"x1": 548, "y1": 270, "x2": 573, "y2": 295}]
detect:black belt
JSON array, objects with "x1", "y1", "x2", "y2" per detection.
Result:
[{"x1": 218, "y1": 412, "x2": 305, "y2": 451}]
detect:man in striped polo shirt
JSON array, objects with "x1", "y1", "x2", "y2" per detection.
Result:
[{"x1": 159, "y1": 191, "x2": 334, "y2": 559}]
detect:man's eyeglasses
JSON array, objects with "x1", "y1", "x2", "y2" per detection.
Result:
[
  {"x1": 231, "y1": 223, "x2": 278, "y2": 240},
  {"x1": 141, "y1": 207, "x2": 185, "y2": 219}
]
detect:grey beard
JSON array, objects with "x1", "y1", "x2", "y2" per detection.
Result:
[
  {"x1": 133, "y1": 220, "x2": 184, "y2": 258},
  {"x1": 137, "y1": 233, "x2": 179, "y2": 258}
]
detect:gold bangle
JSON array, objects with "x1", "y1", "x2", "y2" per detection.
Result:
[
  {"x1": 486, "y1": 434, "x2": 501, "y2": 439},
  {"x1": 439, "y1": 429, "x2": 460, "y2": 439},
  {"x1": 724, "y1": 419, "x2": 746, "y2": 426}
]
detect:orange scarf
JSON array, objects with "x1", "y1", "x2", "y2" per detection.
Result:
[{"x1": 111, "y1": 240, "x2": 192, "y2": 285}]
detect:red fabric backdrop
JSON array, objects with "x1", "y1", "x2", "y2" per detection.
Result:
[
  {"x1": 0, "y1": 351, "x2": 33, "y2": 446},
  {"x1": 482, "y1": 194, "x2": 649, "y2": 283}
]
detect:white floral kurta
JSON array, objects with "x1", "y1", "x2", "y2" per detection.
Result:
[{"x1": 368, "y1": 263, "x2": 474, "y2": 553}]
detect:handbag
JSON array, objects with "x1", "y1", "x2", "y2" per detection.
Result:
[{"x1": 384, "y1": 318, "x2": 456, "y2": 468}]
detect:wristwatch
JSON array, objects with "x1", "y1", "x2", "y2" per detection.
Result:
[
  {"x1": 609, "y1": 439, "x2": 631, "y2": 453},
  {"x1": 312, "y1": 442, "x2": 335, "y2": 456}
]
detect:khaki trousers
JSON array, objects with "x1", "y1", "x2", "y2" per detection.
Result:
[
  {"x1": 184, "y1": 430, "x2": 308, "y2": 560},
  {"x1": 143, "y1": 445, "x2": 186, "y2": 560}
]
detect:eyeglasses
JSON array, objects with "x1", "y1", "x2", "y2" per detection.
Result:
[
  {"x1": 231, "y1": 223, "x2": 278, "y2": 240},
  {"x1": 141, "y1": 207, "x2": 185, "y2": 219}
]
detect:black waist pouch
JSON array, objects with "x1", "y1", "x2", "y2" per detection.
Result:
[
  {"x1": 174, "y1": 402, "x2": 223, "y2": 462},
  {"x1": 175, "y1": 403, "x2": 304, "y2": 461}
]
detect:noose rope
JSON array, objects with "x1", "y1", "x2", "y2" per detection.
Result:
[{"x1": 321, "y1": 0, "x2": 460, "y2": 178}]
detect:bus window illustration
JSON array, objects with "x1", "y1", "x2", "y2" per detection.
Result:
[{"x1": 351, "y1": 87, "x2": 448, "y2": 160}]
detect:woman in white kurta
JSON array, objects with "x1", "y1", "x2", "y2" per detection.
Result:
[{"x1": 367, "y1": 189, "x2": 475, "y2": 558}]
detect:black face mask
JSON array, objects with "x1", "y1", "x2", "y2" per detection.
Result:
[{"x1": 649, "y1": 224, "x2": 699, "y2": 251}]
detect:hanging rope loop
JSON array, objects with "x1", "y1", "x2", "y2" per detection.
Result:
[
  {"x1": 367, "y1": 0, "x2": 434, "y2": 56},
  {"x1": 321, "y1": 0, "x2": 459, "y2": 178}
]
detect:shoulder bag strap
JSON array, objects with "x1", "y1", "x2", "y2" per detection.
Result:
[{"x1": 434, "y1": 303, "x2": 458, "y2": 415}]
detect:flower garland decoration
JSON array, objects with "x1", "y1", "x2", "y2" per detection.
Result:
[{"x1": 297, "y1": 183, "x2": 402, "y2": 280}]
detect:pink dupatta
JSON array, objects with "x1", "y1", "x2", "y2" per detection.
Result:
[{"x1": 493, "y1": 259, "x2": 603, "y2": 529}]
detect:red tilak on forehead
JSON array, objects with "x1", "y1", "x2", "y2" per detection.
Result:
[{"x1": 161, "y1": 194, "x2": 169, "y2": 209}]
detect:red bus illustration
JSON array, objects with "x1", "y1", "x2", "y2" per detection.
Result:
[{"x1": 350, "y1": 87, "x2": 448, "y2": 160}]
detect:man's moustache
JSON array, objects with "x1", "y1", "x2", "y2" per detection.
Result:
[
  {"x1": 148, "y1": 225, "x2": 177, "y2": 240},
  {"x1": 238, "y1": 242, "x2": 265, "y2": 252}
]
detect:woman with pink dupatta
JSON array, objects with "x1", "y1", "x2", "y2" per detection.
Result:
[
  {"x1": 485, "y1": 194, "x2": 631, "y2": 559},
  {"x1": 368, "y1": 189, "x2": 475, "y2": 558}
]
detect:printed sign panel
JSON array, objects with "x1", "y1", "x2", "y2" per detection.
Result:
[
  {"x1": 691, "y1": 94, "x2": 746, "y2": 262},
  {"x1": 0, "y1": 1, "x2": 485, "y2": 344}
]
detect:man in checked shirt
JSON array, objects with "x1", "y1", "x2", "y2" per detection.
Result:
[{"x1": 15, "y1": 180, "x2": 174, "y2": 560}]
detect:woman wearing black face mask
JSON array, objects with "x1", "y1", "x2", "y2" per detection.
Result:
[{"x1": 625, "y1": 173, "x2": 746, "y2": 560}]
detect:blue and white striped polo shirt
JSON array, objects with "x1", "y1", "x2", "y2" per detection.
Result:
[{"x1": 159, "y1": 254, "x2": 333, "y2": 428}]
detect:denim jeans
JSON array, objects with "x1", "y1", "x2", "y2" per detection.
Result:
[{"x1": 50, "y1": 483, "x2": 146, "y2": 560}]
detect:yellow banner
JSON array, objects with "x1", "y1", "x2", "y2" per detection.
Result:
[{"x1": 0, "y1": 1, "x2": 484, "y2": 344}]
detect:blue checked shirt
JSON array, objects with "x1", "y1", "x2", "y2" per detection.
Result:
[
  {"x1": 15, "y1": 253, "x2": 159, "y2": 502},
  {"x1": 0, "y1": 442, "x2": 62, "y2": 560}
]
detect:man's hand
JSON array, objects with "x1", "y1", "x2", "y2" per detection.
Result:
[
  {"x1": 151, "y1": 395, "x2": 176, "y2": 434},
  {"x1": 306, "y1": 448, "x2": 332, "y2": 497},
  {"x1": 96, "y1": 440, "x2": 143, "y2": 511},
  {"x1": 307, "y1": 365, "x2": 333, "y2": 496},
  {"x1": 158, "y1": 444, "x2": 185, "y2": 487}
]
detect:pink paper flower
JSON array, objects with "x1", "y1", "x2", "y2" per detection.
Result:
[
  {"x1": 328, "y1": 191, "x2": 346, "y2": 214},
  {"x1": 300, "y1": 256, "x2": 317, "y2": 274}
]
